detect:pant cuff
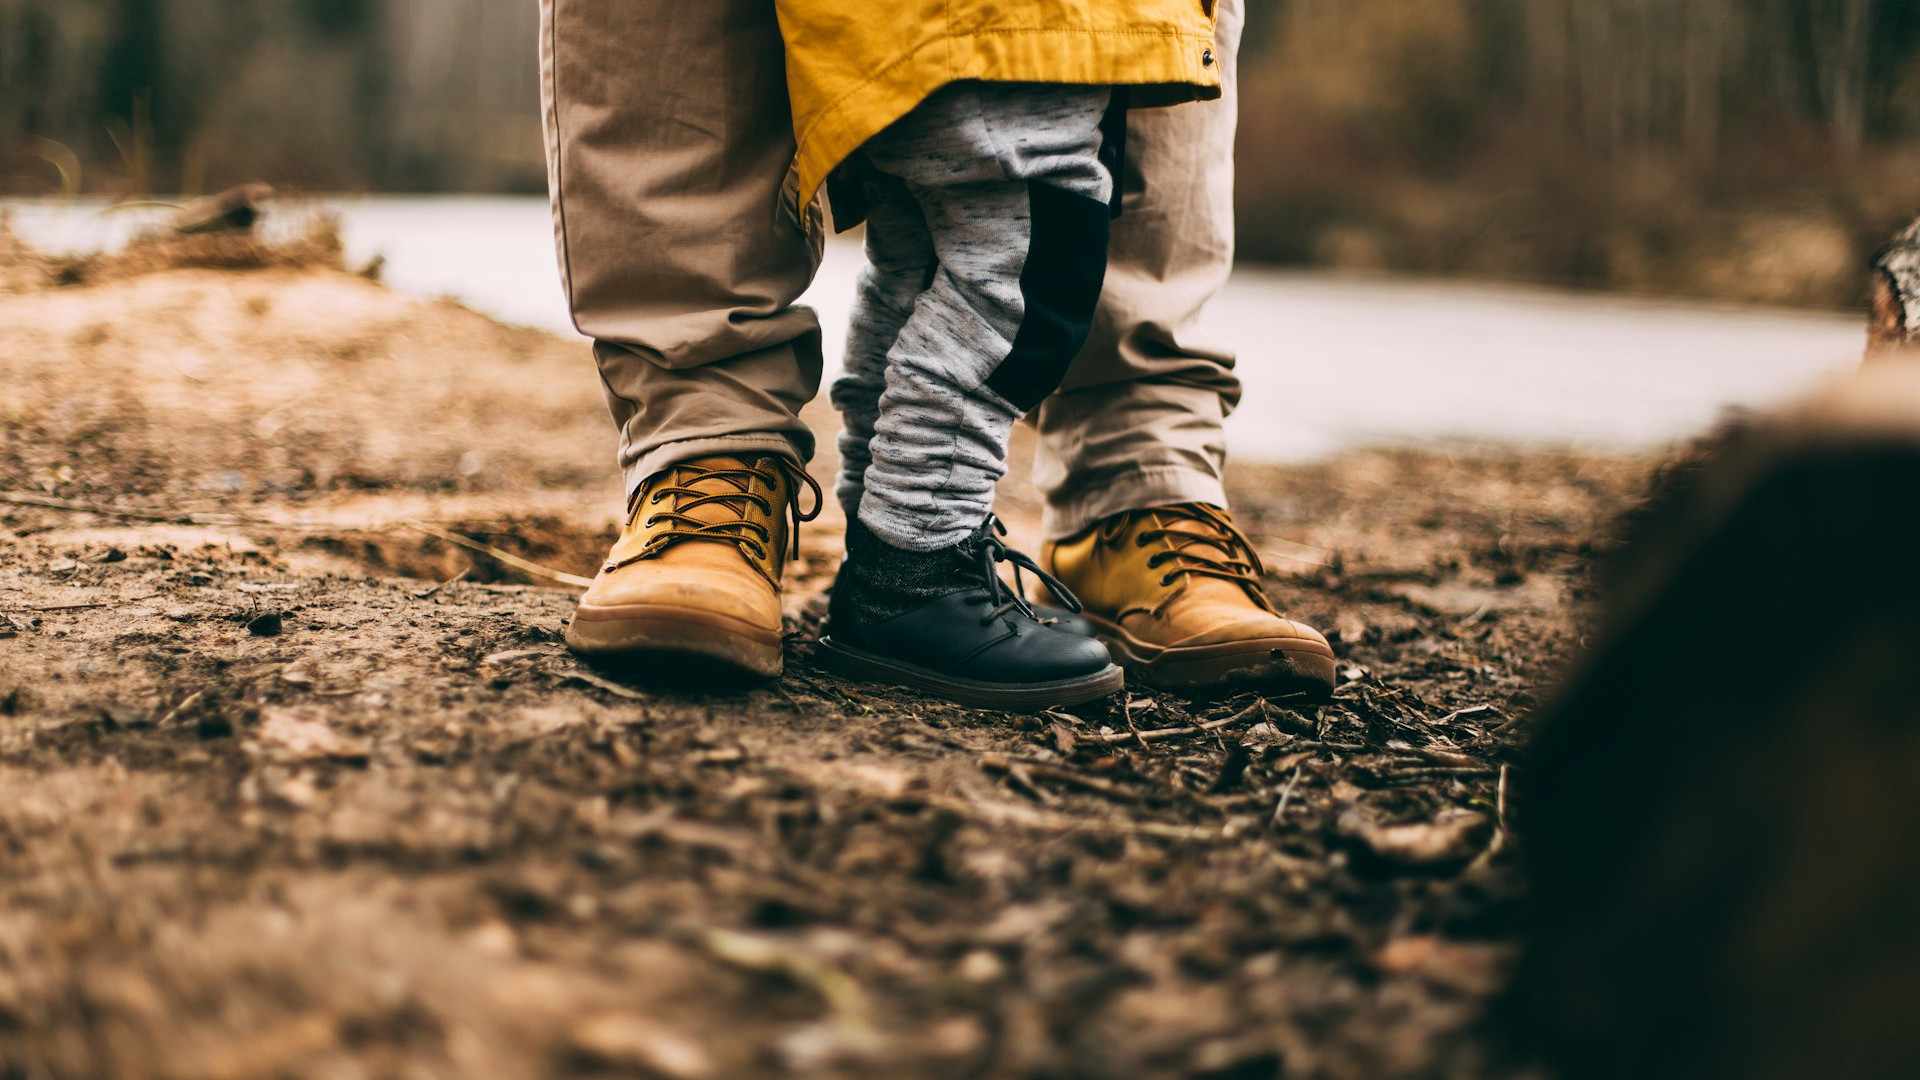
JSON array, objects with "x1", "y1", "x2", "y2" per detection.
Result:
[
  {"x1": 624, "y1": 433, "x2": 809, "y2": 505},
  {"x1": 1042, "y1": 464, "x2": 1230, "y2": 540}
]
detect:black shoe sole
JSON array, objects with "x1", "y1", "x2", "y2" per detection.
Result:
[
  {"x1": 814, "y1": 637, "x2": 1124, "y2": 711},
  {"x1": 1517, "y1": 425, "x2": 1920, "y2": 1080}
]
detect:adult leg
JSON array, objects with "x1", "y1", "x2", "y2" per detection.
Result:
[
  {"x1": 1030, "y1": 0, "x2": 1245, "y2": 539},
  {"x1": 1031, "y1": 2, "x2": 1337, "y2": 698},
  {"x1": 542, "y1": 0, "x2": 823, "y2": 500},
  {"x1": 545, "y1": 0, "x2": 826, "y2": 676}
]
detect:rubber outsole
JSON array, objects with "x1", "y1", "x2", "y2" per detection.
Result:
[
  {"x1": 1086, "y1": 615, "x2": 1337, "y2": 699},
  {"x1": 565, "y1": 603, "x2": 783, "y2": 679},
  {"x1": 814, "y1": 637, "x2": 1124, "y2": 711}
]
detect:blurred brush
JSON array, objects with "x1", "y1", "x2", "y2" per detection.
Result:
[
  {"x1": 173, "y1": 184, "x2": 275, "y2": 235},
  {"x1": 1869, "y1": 217, "x2": 1920, "y2": 357}
]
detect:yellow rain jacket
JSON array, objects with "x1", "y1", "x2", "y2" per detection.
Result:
[{"x1": 777, "y1": 0, "x2": 1224, "y2": 213}]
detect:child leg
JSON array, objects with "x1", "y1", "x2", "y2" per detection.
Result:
[
  {"x1": 830, "y1": 172, "x2": 934, "y2": 520},
  {"x1": 854, "y1": 81, "x2": 1114, "y2": 550},
  {"x1": 819, "y1": 81, "x2": 1122, "y2": 709}
]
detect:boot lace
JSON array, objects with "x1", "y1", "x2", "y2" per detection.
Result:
[
  {"x1": 618, "y1": 457, "x2": 823, "y2": 572},
  {"x1": 1112, "y1": 503, "x2": 1278, "y2": 615},
  {"x1": 961, "y1": 516, "x2": 1084, "y2": 627}
]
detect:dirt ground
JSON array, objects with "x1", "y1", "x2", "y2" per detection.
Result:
[{"x1": 0, "y1": 220, "x2": 1656, "y2": 1080}]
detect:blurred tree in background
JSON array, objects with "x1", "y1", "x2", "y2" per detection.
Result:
[
  {"x1": 0, "y1": 0, "x2": 542, "y2": 195},
  {"x1": 1238, "y1": 0, "x2": 1920, "y2": 304},
  {"x1": 3, "y1": 0, "x2": 1918, "y2": 305}
]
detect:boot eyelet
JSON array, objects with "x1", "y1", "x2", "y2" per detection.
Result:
[
  {"x1": 644, "y1": 516, "x2": 659, "y2": 527},
  {"x1": 1160, "y1": 575, "x2": 1174, "y2": 586},
  {"x1": 1135, "y1": 535, "x2": 1151, "y2": 547}
]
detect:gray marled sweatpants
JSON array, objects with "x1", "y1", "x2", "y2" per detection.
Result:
[{"x1": 832, "y1": 82, "x2": 1114, "y2": 552}]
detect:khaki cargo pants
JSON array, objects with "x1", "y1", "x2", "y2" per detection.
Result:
[{"x1": 540, "y1": 0, "x2": 1244, "y2": 539}]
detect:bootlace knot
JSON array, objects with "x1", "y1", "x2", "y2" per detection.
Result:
[
  {"x1": 616, "y1": 457, "x2": 823, "y2": 575},
  {"x1": 961, "y1": 516, "x2": 1083, "y2": 627}
]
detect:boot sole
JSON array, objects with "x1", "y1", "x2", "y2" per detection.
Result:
[
  {"x1": 1085, "y1": 615, "x2": 1337, "y2": 699},
  {"x1": 566, "y1": 602, "x2": 784, "y2": 678},
  {"x1": 813, "y1": 637, "x2": 1124, "y2": 711},
  {"x1": 1518, "y1": 431, "x2": 1920, "y2": 1080}
]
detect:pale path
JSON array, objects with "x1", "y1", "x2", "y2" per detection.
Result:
[{"x1": 7, "y1": 196, "x2": 1865, "y2": 461}]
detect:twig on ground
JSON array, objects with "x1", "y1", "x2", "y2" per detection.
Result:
[
  {"x1": 1377, "y1": 766, "x2": 1501, "y2": 782},
  {"x1": 925, "y1": 795, "x2": 1230, "y2": 844},
  {"x1": 154, "y1": 690, "x2": 206, "y2": 728},
  {"x1": 413, "y1": 561, "x2": 473, "y2": 599},
  {"x1": 1435, "y1": 704, "x2": 1499, "y2": 726},
  {"x1": 0, "y1": 593, "x2": 161, "y2": 615},
  {"x1": 2, "y1": 492, "x2": 592, "y2": 590},
  {"x1": 1120, "y1": 694, "x2": 1151, "y2": 750},
  {"x1": 1407, "y1": 744, "x2": 1485, "y2": 768},
  {"x1": 981, "y1": 753, "x2": 1138, "y2": 801},
  {"x1": 1001, "y1": 761, "x2": 1061, "y2": 806},
  {"x1": 685, "y1": 926, "x2": 882, "y2": 1051},
  {"x1": 402, "y1": 521, "x2": 593, "y2": 589},
  {"x1": 560, "y1": 669, "x2": 651, "y2": 703},
  {"x1": 1489, "y1": 763, "x2": 1510, "y2": 854},
  {"x1": 1270, "y1": 766, "x2": 1304, "y2": 828},
  {"x1": 0, "y1": 491, "x2": 249, "y2": 526},
  {"x1": 1079, "y1": 701, "x2": 1268, "y2": 747}
]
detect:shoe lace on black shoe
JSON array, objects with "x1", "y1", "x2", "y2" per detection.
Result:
[{"x1": 959, "y1": 516, "x2": 1084, "y2": 627}]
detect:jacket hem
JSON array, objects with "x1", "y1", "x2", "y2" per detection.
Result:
[{"x1": 794, "y1": 28, "x2": 1221, "y2": 215}]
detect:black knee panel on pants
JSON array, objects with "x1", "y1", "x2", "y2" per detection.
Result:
[{"x1": 984, "y1": 182, "x2": 1113, "y2": 413}]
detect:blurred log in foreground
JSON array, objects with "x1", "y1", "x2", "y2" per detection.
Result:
[{"x1": 1517, "y1": 215, "x2": 1920, "y2": 1080}]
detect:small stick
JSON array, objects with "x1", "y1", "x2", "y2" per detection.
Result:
[
  {"x1": 4, "y1": 601, "x2": 105, "y2": 613},
  {"x1": 1489, "y1": 763, "x2": 1511, "y2": 854},
  {"x1": 1434, "y1": 704, "x2": 1498, "y2": 725},
  {"x1": 2, "y1": 491, "x2": 592, "y2": 594},
  {"x1": 0, "y1": 491, "x2": 248, "y2": 526},
  {"x1": 413, "y1": 561, "x2": 472, "y2": 599},
  {"x1": 560, "y1": 670, "x2": 650, "y2": 703},
  {"x1": 154, "y1": 689, "x2": 206, "y2": 728},
  {"x1": 1080, "y1": 702, "x2": 1267, "y2": 746},
  {"x1": 1121, "y1": 694, "x2": 1151, "y2": 750},
  {"x1": 981, "y1": 753, "x2": 1137, "y2": 801},
  {"x1": 0, "y1": 593, "x2": 161, "y2": 615},
  {"x1": 402, "y1": 520, "x2": 593, "y2": 589},
  {"x1": 1270, "y1": 766, "x2": 1304, "y2": 828}
]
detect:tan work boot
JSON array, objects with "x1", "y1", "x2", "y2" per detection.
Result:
[
  {"x1": 566, "y1": 454, "x2": 821, "y2": 677},
  {"x1": 1042, "y1": 503, "x2": 1336, "y2": 697}
]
